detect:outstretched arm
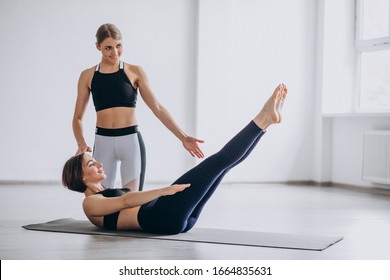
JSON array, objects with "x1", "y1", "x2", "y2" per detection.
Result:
[
  {"x1": 133, "y1": 65, "x2": 205, "y2": 158},
  {"x1": 83, "y1": 184, "x2": 190, "y2": 217}
]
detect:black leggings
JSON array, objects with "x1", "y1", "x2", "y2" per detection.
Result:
[{"x1": 137, "y1": 121, "x2": 265, "y2": 234}]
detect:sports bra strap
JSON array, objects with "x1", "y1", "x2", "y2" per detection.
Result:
[{"x1": 95, "y1": 61, "x2": 123, "y2": 71}]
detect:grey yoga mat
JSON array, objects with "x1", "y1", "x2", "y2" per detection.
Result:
[{"x1": 22, "y1": 218, "x2": 343, "y2": 251}]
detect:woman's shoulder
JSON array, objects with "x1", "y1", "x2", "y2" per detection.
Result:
[
  {"x1": 123, "y1": 63, "x2": 148, "y2": 86},
  {"x1": 79, "y1": 65, "x2": 96, "y2": 78},
  {"x1": 81, "y1": 65, "x2": 96, "y2": 75},
  {"x1": 123, "y1": 62, "x2": 145, "y2": 75}
]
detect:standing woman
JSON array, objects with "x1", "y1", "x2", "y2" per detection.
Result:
[{"x1": 72, "y1": 23, "x2": 204, "y2": 192}]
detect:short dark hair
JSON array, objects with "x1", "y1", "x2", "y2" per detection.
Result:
[{"x1": 62, "y1": 154, "x2": 87, "y2": 193}]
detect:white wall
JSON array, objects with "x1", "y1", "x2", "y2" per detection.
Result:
[
  {"x1": 330, "y1": 117, "x2": 390, "y2": 187},
  {"x1": 0, "y1": 0, "x2": 320, "y2": 185},
  {"x1": 197, "y1": 0, "x2": 317, "y2": 182},
  {"x1": 321, "y1": 0, "x2": 356, "y2": 114}
]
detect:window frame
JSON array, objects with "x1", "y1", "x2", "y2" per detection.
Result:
[
  {"x1": 355, "y1": 0, "x2": 390, "y2": 52},
  {"x1": 355, "y1": 0, "x2": 390, "y2": 112}
]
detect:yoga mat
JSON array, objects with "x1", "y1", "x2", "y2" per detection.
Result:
[{"x1": 22, "y1": 218, "x2": 343, "y2": 251}]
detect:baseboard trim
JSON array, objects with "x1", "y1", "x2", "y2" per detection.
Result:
[
  {"x1": 326, "y1": 182, "x2": 390, "y2": 196},
  {"x1": 1, "y1": 179, "x2": 389, "y2": 195},
  {"x1": 0, "y1": 180, "x2": 61, "y2": 185}
]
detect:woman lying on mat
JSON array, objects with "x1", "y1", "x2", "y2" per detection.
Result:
[{"x1": 62, "y1": 84, "x2": 288, "y2": 234}]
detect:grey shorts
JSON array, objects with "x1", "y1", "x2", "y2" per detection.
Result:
[{"x1": 93, "y1": 126, "x2": 146, "y2": 190}]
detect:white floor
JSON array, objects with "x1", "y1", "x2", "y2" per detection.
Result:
[{"x1": 1, "y1": 182, "x2": 390, "y2": 260}]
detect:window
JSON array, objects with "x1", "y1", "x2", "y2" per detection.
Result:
[{"x1": 355, "y1": 0, "x2": 390, "y2": 111}]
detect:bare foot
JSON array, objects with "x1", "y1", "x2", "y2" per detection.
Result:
[
  {"x1": 276, "y1": 83, "x2": 288, "y2": 122},
  {"x1": 253, "y1": 83, "x2": 287, "y2": 130}
]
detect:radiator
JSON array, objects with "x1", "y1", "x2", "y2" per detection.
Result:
[{"x1": 362, "y1": 130, "x2": 390, "y2": 185}]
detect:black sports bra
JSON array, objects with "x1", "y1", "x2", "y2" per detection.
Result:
[
  {"x1": 95, "y1": 188, "x2": 131, "y2": 230},
  {"x1": 90, "y1": 61, "x2": 138, "y2": 112}
]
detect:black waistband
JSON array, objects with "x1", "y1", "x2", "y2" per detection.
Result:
[{"x1": 95, "y1": 125, "x2": 138, "y2": 136}]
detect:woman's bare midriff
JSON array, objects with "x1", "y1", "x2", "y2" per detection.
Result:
[
  {"x1": 117, "y1": 207, "x2": 142, "y2": 230},
  {"x1": 96, "y1": 107, "x2": 138, "y2": 128}
]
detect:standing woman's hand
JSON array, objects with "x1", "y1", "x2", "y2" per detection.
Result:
[
  {"x1": 76, "y1": 144, "x2": 92, "y2": 155},
  {"x1": 182, "y1": 136, "x2": 205, "y2": 158}
]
